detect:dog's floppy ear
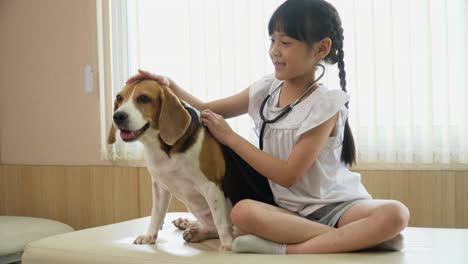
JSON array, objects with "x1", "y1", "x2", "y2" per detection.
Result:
[
  {"x1": 107, "y1": 124, "x2": 116, "y2": 144},
  {"x1": 107, "y1": 100, "x2": 118, "y2": 144},
  {"x1": 159, "y1": 86, "x2": 191, "y2": 145}
]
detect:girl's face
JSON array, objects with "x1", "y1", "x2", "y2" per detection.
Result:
[{"x1": 269, "y1": 31, "x2": 318, "y2": 82}]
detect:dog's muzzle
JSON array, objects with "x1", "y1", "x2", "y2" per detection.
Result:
[
  {"x1": 113, "y1": 111, "x2": 129, "y2": 127},
  {"x1": 113, "y1": 111, "x2": 149, "y2": 142}
]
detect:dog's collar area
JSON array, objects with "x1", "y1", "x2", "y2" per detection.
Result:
[{"x1": 157, "y1": 104, "x2": 202, "y2": 155}]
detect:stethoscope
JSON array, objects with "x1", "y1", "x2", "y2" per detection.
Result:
[{"x1": 259, "y1": 64, "x2": 326, "y2": 150}]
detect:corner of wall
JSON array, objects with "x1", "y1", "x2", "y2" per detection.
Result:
[{"x1": 0, "y1": 91, "x2": 3, "y2": 165}]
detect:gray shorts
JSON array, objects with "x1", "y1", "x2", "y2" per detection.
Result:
[{"x1": 305, "y1": 199, "x2": 363, "y2": 227}]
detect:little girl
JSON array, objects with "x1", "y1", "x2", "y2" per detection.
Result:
[{"x1": 128, "y1": 0, "x2": 409, "y2": 254}]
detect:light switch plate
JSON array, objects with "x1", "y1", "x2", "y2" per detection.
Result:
[{"x1": 84, "y1": 64, "x2": 93, "y2": 94}]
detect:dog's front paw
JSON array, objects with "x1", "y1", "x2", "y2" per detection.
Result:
[{"x1": 133, "y1": 234, "x2": 157, "y2": 244}]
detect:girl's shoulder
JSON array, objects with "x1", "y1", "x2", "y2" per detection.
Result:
[
  {"x1": 249, "y1": 74, "x2": 279, "y2": 93},
  {"x1": 248, "y1": 74, "x2": 280, "y2": 107},
  {"x1": 313, "y1": 85, "x2": 350, "y2": 108},
  {"x1": 302, "y1": 85, "x2": 351, "y2": 122},
  {"x1": 293, "y1": 86, "x2": 350, "y2": 142},
  {"x1": 248, "y1": 74, "x2": 281, "y2": 123}
]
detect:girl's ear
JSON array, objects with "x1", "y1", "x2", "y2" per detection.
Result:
[{"x1": 315, "y1": 37, "x2": 332, "y2": 60}]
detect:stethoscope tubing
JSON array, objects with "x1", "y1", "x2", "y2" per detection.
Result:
[{"x1": 259, "y1": 64, "x2": 325, "y2": 150}]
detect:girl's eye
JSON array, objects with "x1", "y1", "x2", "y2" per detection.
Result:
[
  {"x1": 270, "y1": 38, "x2": 290, "y2": 46},
  {"x1": 116, "y1": 94, "x2": 123, "y2": 103},
  {"x1": 137, "y1": 95, "x2": 151, "y2": 104}
]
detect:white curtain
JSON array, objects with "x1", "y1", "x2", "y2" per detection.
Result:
[{"x1": 101, "y1": 0, "x2": 468, "y2": 169}]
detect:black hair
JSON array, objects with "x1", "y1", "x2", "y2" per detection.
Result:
[{"x1": 268, "y1": 0, "x2": 356, "y2": 167}]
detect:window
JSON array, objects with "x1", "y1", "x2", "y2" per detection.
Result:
[{"x1": 99, "y1": 0, "x2": 468, "y2": 169}]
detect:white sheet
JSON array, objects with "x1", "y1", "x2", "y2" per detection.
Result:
[{"x1": 22, "y1": 212, "x2": 468, "y2": 264}]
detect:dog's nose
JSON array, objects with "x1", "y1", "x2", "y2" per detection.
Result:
[{"x1": 113, "y1": 112, "x2": 128, "y2": 126}]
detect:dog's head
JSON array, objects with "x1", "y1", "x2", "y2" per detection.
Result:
[{"x1": 107, "y1": 80, "x2": 191, "y2": 146}]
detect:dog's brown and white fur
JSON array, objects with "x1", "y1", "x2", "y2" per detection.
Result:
[{"x1": 108, "y1": 80, "x2": 233, "y2": 250}]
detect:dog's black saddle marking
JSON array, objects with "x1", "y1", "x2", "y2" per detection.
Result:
[{"x1": 179, "y1": 103, "x2": 277, "y2": 207}]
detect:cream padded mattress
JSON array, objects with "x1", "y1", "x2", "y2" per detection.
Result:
[{"x1": 22, "y1": 212, "x2": 468, "y2": 264}]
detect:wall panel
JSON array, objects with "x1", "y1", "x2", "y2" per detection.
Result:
[{"x1": 1, "y1": 165, "x2": 467, "y2": 230}]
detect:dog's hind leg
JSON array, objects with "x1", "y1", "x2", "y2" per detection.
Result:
[
  {"x1": 178, "y1": 201, "x2": 220, "y2": 243},
  {"x1": 172, "y1": 218, "x2": 193, "y2": 230},
  {"x1": 172, "y1": 218, "x2": 199, "y2": 230},
  {"x1": 182, "y1": 222, "x2": 219, "y2": 242},
  {"x1": 199, "y1": 182, "x2": 234, "y2": 250},
  {"x1": 172, "y1": 218, "x2": 218, "y2": 239}
]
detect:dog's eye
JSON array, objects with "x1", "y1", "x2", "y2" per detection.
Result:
[
  {"x1": 116, "y1": 94, "x2": 123, "y2": 103},
  {"x1": 137, "y1": 95, "x2": 151, "y2": 104}
]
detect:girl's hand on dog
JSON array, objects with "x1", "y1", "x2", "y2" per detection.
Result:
[
  {"x1": 200, "y1": 109, "x2": 237, "y2": 146},
  {"x1": 126, "y1": 69, "x2": 171, "y2": 87}
]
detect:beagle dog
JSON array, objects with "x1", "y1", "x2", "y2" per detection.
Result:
[{"x1": 108, "y1": 80, "x2": 234, "y2": 250}]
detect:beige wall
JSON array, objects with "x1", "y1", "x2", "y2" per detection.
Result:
[{"x1": 0, "y1": 0, "x2": 107, "y2": 165}]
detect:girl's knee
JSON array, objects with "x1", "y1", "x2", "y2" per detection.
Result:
[
  {"x1": 379, "y1": 201, "x2": 410, "y2": 232},
  {"x1": 230, "y1": 199, "x2": 259, "y2": 231}
]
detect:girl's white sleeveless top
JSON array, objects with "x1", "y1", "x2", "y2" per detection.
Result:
[{"x1": 248, "y1": 74, "x2": 372, "y2": 216}]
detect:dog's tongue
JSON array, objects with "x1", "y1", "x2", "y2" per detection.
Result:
[{"x1": 120, "y1": 130, "x2": 137, "y2": 141}]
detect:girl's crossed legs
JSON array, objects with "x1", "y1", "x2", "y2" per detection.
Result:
[{"x1": 231, "y1": 199, "x2": 410, "y2": 254}]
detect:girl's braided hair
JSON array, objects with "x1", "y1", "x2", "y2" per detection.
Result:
[{"x1": 269, "y1": 0, "x2": 356, "y2": 166}]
